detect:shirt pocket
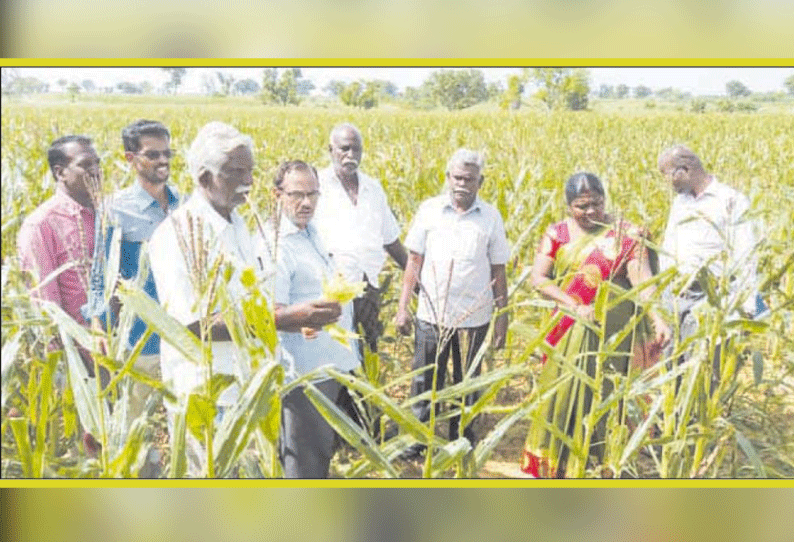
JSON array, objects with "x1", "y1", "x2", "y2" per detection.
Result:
[{"x1": 452, "y1": 222, "x2": 485, "y2": 261}]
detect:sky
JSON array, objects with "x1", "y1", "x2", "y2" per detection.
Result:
[{"x1": 12, "y1": 66, "x2": 794, "y2": 96}]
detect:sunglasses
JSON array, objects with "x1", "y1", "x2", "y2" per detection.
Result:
[{"x1": 138, "y1": 149, "x2": 173, "y2": 160}]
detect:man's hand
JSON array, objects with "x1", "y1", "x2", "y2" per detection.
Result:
[
  {"x1": 304, "y1": 300, "x2": 342, "y2": 328},
  {"x1": 492, "y1": 313, "x2": 508, "y2": 350},
  {"x1": 395, "y1": 308, "x2": 413, "y2": 336}
]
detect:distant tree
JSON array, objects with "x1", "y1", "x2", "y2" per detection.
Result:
[
  {"x1": 403, "y1": 86, "x2": 434, "y2": 109},
  {"x1": 234, "y1": 78, "x2": 260, "y2": 95},
  {"x1": 337, "y1": 80, "x2": 379, "y2": 109},
  {"x1": 655, "y1": 87, "x2": 690, "y2": 101},
  {"x1": 80, "y1": 79, "x2": 95, "y2": 93},
  {"x1": 57, "y1": 79, "x2": 68, "y2": 92},
  {"x1": 216, "y1": 71, "x2": 235, "y2": 96},
  {"x1": 162, "y1": 67, "x2": 187, "y2": 94},
  {"x1": 201, "y1": 73, "x2": 218, "y2": 95},
  {"x1": 633, "y1": 85, "x2": 653, "y2": 99},
  {"x1": 785, "y1": 73, "x2": 794, "y2": 96},
  {"x1": 529, "y1": 68, "x2": 590, "y2": 111},
  {"x1": 10, "y1": 76, "x2": 48, "y2": 94},
  {"x1": 116, "y1": 81, "x2": 143, "y2": 94},
  {"x1": 374, "y1": 79, "x2": 398, "y2": 97},
  {"x1": 296, "y1": 78, "x2": 315, "y2": 96},
  {"x1": 1, "y1": 67, "x2": 20, "y2": 95},
  {"x1": 615, "y1": 84, "x2": 630, "y2": 99},
  {"x1": 139, "y1": 81, "x2": 153, "y2": 94},
  {"x1": 487, "y1": 81, "x2": 503, "y2": 100},
  {"x1": 324, "y1": 80, "x2": 346, "y2": 97},
  {"x1": 726, "y1": 80, "x2": 751, "y2": 98},
  {"x1": 598, "y1": 84, "x2": 614, "y2": 99},
  {"x1": 500, "y1": 74, "x2": 525, "y2": 110},
  {"x1": 66, "y1": 82, "x2": 80, "y2": 101},
  {"x1": 690, "y1": 98, "x2": 707, "y2": 113},
  {"x1": 261, "y1": 68, "x2": 304, "y2": 105},
  {"x1": 424, "y1": 69, "x2": 489, "y2": 110}
]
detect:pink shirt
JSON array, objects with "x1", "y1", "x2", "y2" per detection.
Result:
[{"x1": 17, "y1": 185, "x2": 96, "y2": 325}]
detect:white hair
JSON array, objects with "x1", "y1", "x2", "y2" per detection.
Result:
[
  {"x1": 446, "y1": 148, "x2": 484, "y2": 175},
  {"x1": 186, "y1": 121, "x2": 254, "y2": 183},
  {"x1": 329, "y1": 123, "x2": 362, "y2": 146}
]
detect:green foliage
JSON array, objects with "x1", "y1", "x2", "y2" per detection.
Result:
[
  {"x1": 423, "y1": 69, "x2": 490, "y2": 110},
  {"x1": 726, "y1": 80, "x2": 752, "y2": 98},
  {"x1": 529, "y1": 68, "x2": 590, "y2": 111},
  {"x1": 499, "y1": 75, "x2": 524, "y2": 111},
  {"x1": 261, "y1": 68, "x2": 305, "y2": 106},
  {"x1": 785, "y1": 73, "x2": 794, "y2": 96},
  {"x1": 690, "y1": 98, "x2": 707, "y2": 113}
]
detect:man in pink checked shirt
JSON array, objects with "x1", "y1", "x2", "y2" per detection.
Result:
[{"x1": 17, "y1": 135, "x2": 103, "y2": 374}]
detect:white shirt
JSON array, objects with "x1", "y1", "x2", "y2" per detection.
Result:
[
  {"x1": 404, "y1": 194, "x2": 510, "y2": 328},
  {"x1": 149, "y1": 191, "x2": 271, "y2": 405},
  {"x1": 313, "y1": 166, "x2": 401, "y2": 286},
  {"x1": 273, "y1": 218, "x2": 360, "y2": 382},
  {"x1": 660, "y1": 177, "x2": 759, "y2": 315}
]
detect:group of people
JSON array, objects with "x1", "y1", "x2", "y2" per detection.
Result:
[{"x1": 16, "y1": 116, "x2": 760, "y2": 478}]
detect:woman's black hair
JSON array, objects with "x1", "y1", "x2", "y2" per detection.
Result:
[{"x1": 564, "y1": 172, "x2": 605, "y2": 204}]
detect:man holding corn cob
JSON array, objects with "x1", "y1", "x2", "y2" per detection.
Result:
[
  {"x1": 271, "y1": 160, "x2": 361, "y2": 478},
  {"x1": 395, "y1": 148, "x2": 510, "y2": 459}
]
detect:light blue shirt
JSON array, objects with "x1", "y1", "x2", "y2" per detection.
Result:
[
  {"x1": 274, "y1": 218, "x2": 360, "y2": 382},
  {"x1": 83, "y1": 182, "x2": 179, "y2": 354}
]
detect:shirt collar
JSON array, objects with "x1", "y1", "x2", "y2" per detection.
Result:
[
  {"x1": 278, "y1": 214, "x2": 317, "y2": 238},
  {"x1": 443, "y1": 194, "x2": 483, "y2": 215},
  {"x1": 130, "y1": 181, "x2": 179, "y2": 212},
  {"x1": 328, "y1": 167, "x2": 371, "y2": 195},
  {"x1": 190, "y1": 190, "x2": 239, "y2": 234},
  {"x1": 54, "y1": 183, "x2": 94, "y2": 215}
]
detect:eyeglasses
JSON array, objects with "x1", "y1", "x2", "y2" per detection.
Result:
[
  {"x1": 138, "y1": 149, "x2": 173, "y2": 160},
  {"x1": 282, "y1": 190, "x2": 320, "y2": 202}
]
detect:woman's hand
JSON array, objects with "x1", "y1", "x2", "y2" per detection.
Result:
[{"x1": 650, "y1": 313, "x2": 671, "y2": 349}]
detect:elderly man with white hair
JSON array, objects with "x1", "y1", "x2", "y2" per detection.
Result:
[
  {"x1": 395, "y1": 148, "x2": 510, "y2": 459},
  {"x1": 149, "y1": 121, "x2": 268, "y2": 475}
]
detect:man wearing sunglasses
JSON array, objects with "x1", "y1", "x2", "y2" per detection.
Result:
[{"x1": 84, "y1": 119, "x2": 179, "y2": 476}]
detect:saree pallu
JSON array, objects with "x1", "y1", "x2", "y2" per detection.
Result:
[{"x1": 521, "y1": 220, "x2": 651, "y2": 478}]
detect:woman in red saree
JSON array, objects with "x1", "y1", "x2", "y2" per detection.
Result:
[{"x1": 521, "y1": 172, "x2": 670, "y2": 478}]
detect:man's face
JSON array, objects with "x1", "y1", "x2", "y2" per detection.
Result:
[
  {"x1": 329, "y1": 128, "x2": 363, "y2": 177},
  {"x1": 54, "y1": 141, "x2": 102, "y2": 206},
  {"x1": 279, "y1": 168, "x2": 320, "y2": 230},
  {"x1": 659, "y1": 155, "x2": 694, "y2": 195},
  {"x1": 127, "y1": 135, "x2": 171, "y2": 185},
  {"x1": 446, "y1": 162, "x2": 482, "y2": 211},
  {"x1": 203, "y1": 145, "x2": 254, "y2": 219}
]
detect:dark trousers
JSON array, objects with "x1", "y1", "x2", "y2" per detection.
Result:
[
  {"x1": 279, "y1": 378, "x2": 345, "y2": 479},
  {"x1": 410, "y1": 319, "x2": 489, "y2": 442}
]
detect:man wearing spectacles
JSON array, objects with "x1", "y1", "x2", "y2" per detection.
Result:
[{"x1": 83, "y1": 119, "x2": 180, "y2": 476}]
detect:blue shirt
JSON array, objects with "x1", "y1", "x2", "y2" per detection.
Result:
[
  {"x1": 274, "y1": 219, "x2": 360, "y2": 382},
  {"x1": 84, "y1": 182, "x2": 179, "y2": 354}
]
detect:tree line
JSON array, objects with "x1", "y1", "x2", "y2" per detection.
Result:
[{"x1": 3, "y1": 68, "x2": 794, "y2": 112}]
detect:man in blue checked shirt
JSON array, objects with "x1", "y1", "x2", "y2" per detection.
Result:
[{"x1": 84, "y1": 120, "x2": 179, "y2": 474}]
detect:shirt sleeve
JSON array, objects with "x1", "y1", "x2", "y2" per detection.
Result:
[
  {"x1": 403, "y1": 204, "x2": 427, "y2": 255},
  {"x1": 487, "y1": 210, "x2": 510, "y2": 265},
  {"x1": 726, "y1": 192, "x2": 759, "y2": 315},
  {"x1": 17, "y1": 217, "x2": 64, "y2": 309},
  {"x1": 378, "y1": 185, "x2": 401, "y2": 246},
  {"x1": 274, "y1": 243, "x2": 293, "y2": 306}
]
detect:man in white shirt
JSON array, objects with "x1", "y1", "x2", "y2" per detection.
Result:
[
  {"x1": 149, "y1": 121, "x2": 268, "y2": 476},
  {"x1": 395, "y1": 149, "x2": 509, "y2": 458},
  {"x1": 658, "y1": 144, "x2": 760, "y2": 387},
  {"x1": 313, "y1": 123, "x2": 407, "y2": 354}
]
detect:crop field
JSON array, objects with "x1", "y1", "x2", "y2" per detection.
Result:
[{"x1": 2, "y1": 95, "x2": 793, "y2": 478}]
